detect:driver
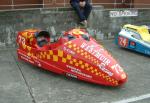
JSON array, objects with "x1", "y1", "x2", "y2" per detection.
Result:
[
  {"x1": 37, "y1": 36, "x2": 49, "y2": 47},
  {"x1": 35, "y1": 31, "x2": 51, "y2": 50}
]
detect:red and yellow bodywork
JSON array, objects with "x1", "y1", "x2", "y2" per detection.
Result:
[{"x1": 16, "y1": 28, "x2": 127, "y2": 86}]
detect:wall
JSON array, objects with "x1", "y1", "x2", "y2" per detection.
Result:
[
  {"x1": 0, "y1": 0, "x2": 12, "y2": 9},
  {"x1": 0, "y1": 7, "x2": 80, "y2": 48},
  {"x1": 43, "y1": 0, "x2": 132, "y2": 8},
  {"x1": 134, "y1": 0, "x2": 150, "y2": 8},
  {"x1": 0, "y1": 6, "x2": 150, "y2": 48},
  {"x1": 0, "y1": 0, "x2": 43, "y2": 9},
  {"x1": 14, "y1": 0, "x2": 43, "y2": 9},
  {"x1": 1, "y1": 0, "x2": 150, "y2": 10},
  {"x1": 0, "y1": 0, "x2": 136, "y2": 9}
]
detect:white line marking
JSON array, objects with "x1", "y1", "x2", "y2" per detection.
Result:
[{"x1": 112, "y1": 93, "x2": 150, "y2": 103}]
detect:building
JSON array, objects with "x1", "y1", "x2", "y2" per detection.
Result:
[{"x1": 0, "y1": 0, "x2": 149, "y2": 10}]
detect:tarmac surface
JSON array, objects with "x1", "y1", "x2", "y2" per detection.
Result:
[{"x1": 0, "y1": 40, "x2": 150, "y2": 103}]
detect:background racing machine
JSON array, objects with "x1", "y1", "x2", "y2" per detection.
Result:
[
  {"x1": 16, "y1": 28, "x2": 127, "y2": 86},
  {"x1": 115, "y1": 24, "x2": 150, "y2": 56}
]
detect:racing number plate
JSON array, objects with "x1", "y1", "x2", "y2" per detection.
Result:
[{"x1": 118, "y1": 36, "x2": 129, "y2": 47}]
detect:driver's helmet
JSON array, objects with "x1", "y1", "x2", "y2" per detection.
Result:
[{"x1": 35, "y1": 31, "x2": 50, "y2": 47}]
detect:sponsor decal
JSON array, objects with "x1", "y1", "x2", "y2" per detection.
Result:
[
  {"x1": 18, "y1": 35, "x2": 25, "y2": 45},
  {"x1": 111, "y1": 64, "x2": 124, "y2": 74},
  {"x1": 34, "y1": 59, "x2": 42, "y2": 67},
  {"x1": 20, "y1": 56, "x2": 34, "y2": 64},
  {"x1": 129, "y1": 41, "x2": 136, "y2": 49},
  {"x1": 130, "y1": 41, "x2": 136, "y2": 46},
  {"x1": 19, "y1": 51, "x2": 34, "y2": 64},
  {"x1": 19, "y1": 51, "x2": 31, "y2": 59},
  {"x1": 66, "y1": 73, "x2": 77, "y2": 78},
  {"x1": 80, "y1": 42, "x2": 111, "y2": 66},
  {"x1": 63, "y1": 47, "x2": 75, "y2": 55},
  {"x1": 66, "y1": 65, "x2": 92, "y2": 79},
  {"x1": 99, "y1": 63, "x2": 113, "y2": 76},
  {"x1": 118, "y1": 36, "x2": 129, "y2": 47},
  {"x1": 80, "y1": 42, "x2": 113, "y2": 76}
]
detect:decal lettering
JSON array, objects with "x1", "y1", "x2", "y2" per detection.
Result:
[
  {"x1": 20, "y1": 56, "x2": 34, "y2": 64},
  {"x1": 98, "y1": 63, "x2": 113, "y2": 76},
  {"x1": 110, "y1": 10, "x2": 138, "y2": 17},
  {"x1": 19, "y1": 52, "x2": 34, "y2": 64},
  {"x1": 105, "y1": 59, "x2": 111, "y2": 66},
  {"x1": 118, "y1": 36, "x2": 128, "y2": 47},
  {"x1": 85, "y1": 45, "x2": 96, "y2": 53},
  {"x1": 34, "y1": 59, "x2": 41, "y2": 67},
  {"x1": 111, "y1": 64, "x2": 123, "y2": 74},
  {"x1": 66, "y1": 73, "x2": 77, "y2": 78},
  {"x1": 80, "y1": 42, "x2": 87, "y2": 48},
  {"x1": 80, "y1": 42, "x2": 110, "y2": 66},
  {"x1": 80, "y1": 42, "x2": 113, "y2": 76},
  {"x1": 18, "y1": 35, "x2": 25, "y2": 45},
  {"x1": 19, "y1": 51, "x2": 31, "y2": 59},
  {"x1": 66, "y1": 65, "x2": 92, "y2": 78},
  {"x1": 64, "y1": 47, "x2": 75, "y2": 55}
]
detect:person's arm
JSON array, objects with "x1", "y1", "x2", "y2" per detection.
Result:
[
  {"x1": 81, "y1": 0, "x2": 89, "y2": 3},
  {"x1": 79, "y1": 0, "x2": 91, "y2": 8},
  {"x1": 70, "y1": 0, "x2": 89, "y2": 3},
  {"x1": 80, "y1": 0, "x2": 85, "y2": 1},
  {"x1": 70, "y1": 0, "x2": 79, "y2": 3}
]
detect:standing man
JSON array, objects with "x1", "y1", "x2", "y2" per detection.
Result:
[{"x1": 70, "y1": 0, "x2": 92, "y2": 27}]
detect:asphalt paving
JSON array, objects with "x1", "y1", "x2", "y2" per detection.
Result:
[{"x1": 0, "y1": 40, "x2": 150, "y2": 103}]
